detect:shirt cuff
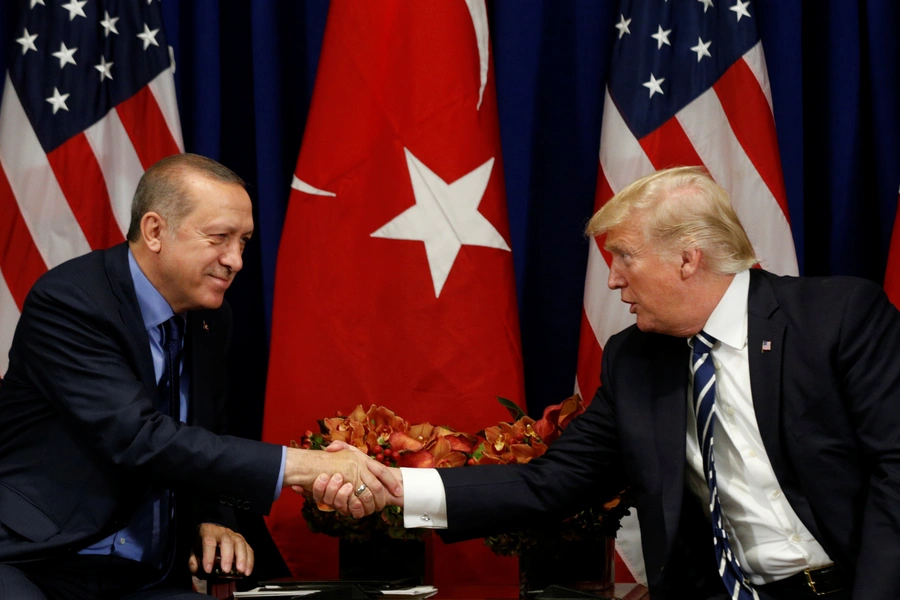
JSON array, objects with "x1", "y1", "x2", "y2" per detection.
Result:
[
  {"x1": 400, "y1": 467, "x2": 447, "y2": 529},
  {"x1": 274, "y1": 446, "x2": 287, "y2": 501}
]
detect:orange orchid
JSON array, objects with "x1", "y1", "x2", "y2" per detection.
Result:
[
  {"x1": 533, "y1": 394, "x2": 586, "y2": 444},
  {"x1": 322, "y1": 416, "x2": 367, "y2": 452}
]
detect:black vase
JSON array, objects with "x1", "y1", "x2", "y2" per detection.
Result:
[
  {"x1": 338, "y1": 535, "x2": 433, "y2": 585},
  {"x1": 518, "y1": 537, "x2": 614, "y2": 598}
]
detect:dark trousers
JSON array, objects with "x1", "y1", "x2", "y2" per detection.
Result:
[{"x1": 0, "y1": 554, "x2": 205, "y2": 600}]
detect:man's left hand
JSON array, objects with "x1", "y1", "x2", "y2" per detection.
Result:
[{"x1": 189, "y1": 523, "x2": 254, "y2": 577}]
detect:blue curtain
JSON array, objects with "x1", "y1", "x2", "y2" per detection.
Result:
[{"x1": 2, "y1": 0, "x2": 898, "y2": 429}]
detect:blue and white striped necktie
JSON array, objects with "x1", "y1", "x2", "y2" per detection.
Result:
[{"x1": 692, "y1": 331, "x2": 757, "y2": 600}]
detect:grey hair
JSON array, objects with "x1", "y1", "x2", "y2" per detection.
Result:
[{"x1": 126, "y1": 153, "x2": 246, "y2": 242}]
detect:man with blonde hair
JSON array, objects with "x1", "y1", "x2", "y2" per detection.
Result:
[{"x1": 320, "y1": 166, "x2": 900, "y2": 599}]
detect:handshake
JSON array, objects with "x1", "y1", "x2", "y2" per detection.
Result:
[{"x1": 284, "y1": 441, "x2": 405, "y2": 518}]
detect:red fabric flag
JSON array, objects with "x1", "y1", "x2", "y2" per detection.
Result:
[
  {"x1": 574, "y1": 2, "x2": 797, "y2": 584},
  {"x1": 885, "y1": 189, "x2": 900, "y2": 309},
  {"x1": 0, "y1": 1, "x2": 182, "y2": 375},
  {"x1": 263, "y1": 0, "x2": 524, "y2": 585}
]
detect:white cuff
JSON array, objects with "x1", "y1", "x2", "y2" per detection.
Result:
[{"x1": 400, "y1": 467, "x2": 447, "y2": 529}]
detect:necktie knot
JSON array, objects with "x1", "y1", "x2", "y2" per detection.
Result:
[
  {"x1": 162, "y1": 316, "x2": 184, "y2": 346},
  {"x1": 692, "y1": 330, "x2": 717, "y2": 358}
]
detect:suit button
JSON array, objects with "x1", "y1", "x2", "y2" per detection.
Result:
[{"x1": 220, "y1": 494, "x2": 228, "y2": 505}]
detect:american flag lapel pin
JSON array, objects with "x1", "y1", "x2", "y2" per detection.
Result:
[
  {"x1": 203, "y1": 320, "x2": 209, "y2": 332},
  {"x1": 761, "y1": 340, "x2": 772, "y2": 353}
]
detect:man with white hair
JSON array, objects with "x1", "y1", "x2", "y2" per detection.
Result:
[{"x1": 321, "y1": 166, "x2": 900, "y2": 599}]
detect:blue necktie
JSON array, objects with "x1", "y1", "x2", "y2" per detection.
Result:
[
  {"x1": 157, "y1": 316, "x2": 183, "y2": 578},
  {"x1": 158, "y1": 316, "x2": 184, "y2": 419},
  {"x1": 692, "y1": 332, "x2": 757, "y2": 600}
]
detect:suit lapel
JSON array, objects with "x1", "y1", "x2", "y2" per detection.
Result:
[
  {"x1": 747, "y1": 271, "x2": 823, "y2": 541},
  {"x1": 187, "y1": 311, "x2": 214, "y2": 428},
  {"x1": 105, "y1": 244, "x2": 157, "y2": 396},
  {"x1": 747, "y1": 272, "x2": 786, "y2": 479}
]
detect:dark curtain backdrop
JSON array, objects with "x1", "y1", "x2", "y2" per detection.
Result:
[{"x1": 2, "y1": 0, "x2": 898, "y2": 438}]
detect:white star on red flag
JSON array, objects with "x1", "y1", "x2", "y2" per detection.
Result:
[{"x1": 371, "y1": 149, "x2": 509, "y2": 297}]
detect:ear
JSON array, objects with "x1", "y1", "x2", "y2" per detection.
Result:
[
  {"x1": 680, "y1": 247, "x2": 702, "y2": 279},
  {"x1": 140, "y1": 212, "x2": 167, "y2": 254}
]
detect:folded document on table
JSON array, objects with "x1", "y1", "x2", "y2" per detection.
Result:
[{"x1": 233, "y1": 583, "x2": 438, "y2": 599}]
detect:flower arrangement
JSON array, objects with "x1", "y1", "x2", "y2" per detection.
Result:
[
  {"x1": 294, "y1": 403, "x2": 478, "y2": 542},
  {"x1": 474, "y1": 395, "x2": 630, "y2": 557},
  {"x1": 293, "y1": 395, "x2": 629, "y2": 554}
]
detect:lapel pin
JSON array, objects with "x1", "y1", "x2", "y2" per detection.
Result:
[
  {"x1": 761, "y1": 340, "x2": 771, "y2": 352},
  {"x1": 202, "y1": 320, "x2": 209, "y2": 332}
]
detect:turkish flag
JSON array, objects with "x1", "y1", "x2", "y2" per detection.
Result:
[
  {"x1": 263, "y1": 0, "x2": 524, "y2": 586},
  {"x1": 885, "y1": 190, "x2": 900, "y2": 309}
]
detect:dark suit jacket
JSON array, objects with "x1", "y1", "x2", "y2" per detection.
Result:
[
  {"x1": 438, "y1": 269, "x2": 900, "y2": 599},
  {"x1": 0, "y1": 244, "x2": 283, "y2": 581}
]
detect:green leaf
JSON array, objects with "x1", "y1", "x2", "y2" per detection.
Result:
[
  {"x1": 497, "y1": 396, "x2": 527, "y2": 421},
  {"x1": 472, "y1": 442, "x2": 485, "y2": 460}
]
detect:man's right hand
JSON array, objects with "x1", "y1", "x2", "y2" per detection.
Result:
[
  {"x1": 307, "y1": 441, "x2": 404, "y2": 516},
  {"x1": 283, "y1": 444, "x2": 402, "y2": 518}
]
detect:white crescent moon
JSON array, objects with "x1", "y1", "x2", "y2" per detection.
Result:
[{"x1": 464, "y1": 0, "x2": 489, "y2": 110}]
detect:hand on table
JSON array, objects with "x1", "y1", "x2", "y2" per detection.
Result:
[{"x1": 188, "y1": 522, "x2": 253, "y2": 577}]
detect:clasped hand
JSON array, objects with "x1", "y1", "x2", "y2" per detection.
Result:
[{"x1": 285, "y1": 442, "x2": 403, "y2": 518}]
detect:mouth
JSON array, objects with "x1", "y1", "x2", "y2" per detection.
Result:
[{"x1": 207, "y1": 274, "x2": 232, "y2": 289}]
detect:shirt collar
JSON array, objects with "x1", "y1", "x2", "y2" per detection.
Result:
[
  {"x1": 701, "y1": 270, "x2": 749, "y2": 351},
  {"x1": 128, "y1": 249, "x2": 177, "y2": 331}
]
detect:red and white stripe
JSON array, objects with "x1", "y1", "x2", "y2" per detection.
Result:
[
  {"x1": 0, "y1": 68, "x2": 183, "y2": 375},
  {"x1": 576, "y1": 41, "x2": 798, "y2": 584},
  {"x1": 884, "y1": 188, "x2": 900, "y2": 310}
]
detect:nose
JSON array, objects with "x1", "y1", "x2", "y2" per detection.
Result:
[
  {"x1": 220, "y1": 241, "x2": 243, "y2": 273},
  {"x1": 608, "y1": 263, "x2": 625, "y2": 290}
]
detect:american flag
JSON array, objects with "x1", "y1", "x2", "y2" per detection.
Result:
[
  {"x1": 0, "y1": 0, "x2": 183, "y2": 374},
  {"x1": 575, "y1": 0, "x2": 798, "y2": 582}
]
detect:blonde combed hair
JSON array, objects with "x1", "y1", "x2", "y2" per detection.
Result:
[{"x1": 585, "y1": 166, "x2": 757, "y2": 274}]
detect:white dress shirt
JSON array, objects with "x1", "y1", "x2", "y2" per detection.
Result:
[
  {"x1": 685, "y1": 270, "x2": 830, "y2": 584},
  {"x1": 402, "y1": 270, "x2": 831, "y2": 583}
]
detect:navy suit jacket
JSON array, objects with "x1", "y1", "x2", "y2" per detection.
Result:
[
  {"x1": 0, "y1": 244, "x2": 282, "y2": 576},
  {"x1": 438, "y1": 269, "x2": 900, "y2": 599}
]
